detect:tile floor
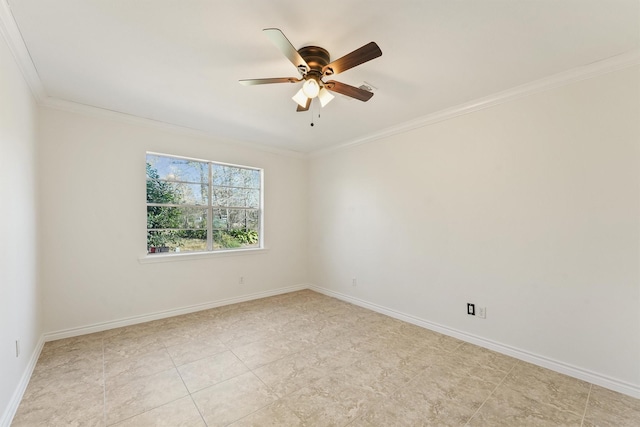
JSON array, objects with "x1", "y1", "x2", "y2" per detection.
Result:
[{"x1": 12, "y1": 290, "x2": 640, "y2": 426}]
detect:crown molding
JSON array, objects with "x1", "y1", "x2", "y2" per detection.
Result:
[
  {"x1": 0, "y1": 0, "x2": 46, "y2": 102},
  {"x1": 310, "y1": 49, "x2": 640, "y2": 158},
  {"x1": 40, "y1": 97, "x2": 307, "y2": 159}
]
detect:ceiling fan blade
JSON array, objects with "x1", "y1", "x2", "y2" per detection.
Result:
[
  {"x1": 296, "y1": 97, "x2": 312, "y2": 112},
  {"x1": 239, "y1": 77, "x2": 300, "y2": 86},
  {"x1": 322, "y1": 42, "x2": 382, "y2": 76},
  {"x1": 324, "y1": 80, "x2": 374, "y2": 102},
  {"x1": 263, "y1": 28, "x2": 309, "y2": 74}
]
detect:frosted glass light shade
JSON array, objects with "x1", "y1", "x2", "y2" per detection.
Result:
[
  {"x1": 302, "y1": 78, "x2": 320, "y2": 98},
  {"x1": 318, "y1": 87, "x2": 334, "y2": 107},
  {"x1": 292, "y1": 88, "x2": 308, "y2": 108}
]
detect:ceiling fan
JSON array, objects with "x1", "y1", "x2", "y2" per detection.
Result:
[{"x1": 239, "y1": 28, "x2": 382, "y2": 112}]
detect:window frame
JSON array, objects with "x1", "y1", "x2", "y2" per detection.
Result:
[{"x1": 145, "y1": 152, "x2": 264, "y2": 257}]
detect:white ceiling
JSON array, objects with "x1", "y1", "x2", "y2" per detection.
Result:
[{"x1": 6, "y1": 0, "x2": 640, "y2": 153}]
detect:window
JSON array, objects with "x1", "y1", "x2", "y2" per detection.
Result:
[{"x1": 146, "y1": 153, "x2": 262, "y2": 254}]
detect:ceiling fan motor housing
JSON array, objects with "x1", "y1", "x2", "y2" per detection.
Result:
[{"x1": 298, "y1": 46, "x2": 331, "y2": 78}]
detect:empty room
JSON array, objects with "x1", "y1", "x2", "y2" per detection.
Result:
[{"x1": 1, "y1": 1, "x2": 639, "y2": 426}]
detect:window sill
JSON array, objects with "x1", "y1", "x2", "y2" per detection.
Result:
[{"x1": 138, "y1": 248, "x2": 269, "y2": 264}]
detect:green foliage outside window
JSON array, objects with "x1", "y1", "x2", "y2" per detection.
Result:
[
  {"x1": 146, "y1": 163, "x2": 181, "y2": 248},
  {"x1": 229, "y1": 229, "x2": 259, "y2": 245}
]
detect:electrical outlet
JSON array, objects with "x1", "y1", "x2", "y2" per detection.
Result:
[
  {"x1": 15, "y1": 340, "x2": 20, "y2": 358},
  {"x1": 239, "y1": 276, "x2": 244, "y2": 284},
  {"x1": 478, "y1": 307, "x2": 486, "y2": 319},
  {"x1": 467, "y1": 303, "x2": 475, "y2": 315},
  {"x1": 352, "y1": 278, "x2": 357, "y2": 287}
]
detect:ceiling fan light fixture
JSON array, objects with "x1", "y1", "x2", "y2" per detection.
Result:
[
  {"x1": 318, "y1": 86, "x2": 334, "y2": 107},
  {"x1": 241, "y1": 29, "x2": 382, "y2": 112},
  {"x1": 302, "y1": 78, "x2": 320, "y2": 98},
  {"x1": 292, "y1": 88, "x2": 309, "y2": 108}
]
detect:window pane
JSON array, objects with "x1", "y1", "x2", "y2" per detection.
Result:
[
  {"x1": 147, "y1": 230, "x2": 177, "y2": 251},
  {"x1": 175, "y1": 230, "x2": 207, "y2": 253},
  {"x1": 212, "y1": 188, "x2": 259, "y2": 208},
  {"x1": 213, "y1": 209, "x2": 257, "y2": 231},
  {"x1": 212, "y1": 165, "x2": 260, "y2": 188},
  {"x1": 212, "y1": 208, "x2": 240, "y2": 230},
  {"x1": 147, "y1": 207, "x2": 207, "y2": 230},
  {"x1": 227, "y1": 209, "x2": 246, "y2": 230},
  {"x1": 146, "y1": 179, "x2": 182, "y2": 204},
  {"x1": 147, "y1": 155, "x2": 208, "y2": 184},
  {"x1": 212, "y1": 209, "x2": 228, "y2": 229},
  {"x1": 147, "y1": 181, "x2": 208, "y2": 205},
  {"x1": 213, "y1": 230, "x2": 259, "y2": 250},
  {"x1": 246, "y1": 209, "x2": 260, "y2": 231},
  {"x1": 147, "y1": 230, "x2": 207, "y2": 253},
  {"x1": 213, "y1": 230, "x2": 242, "y2": 249}
]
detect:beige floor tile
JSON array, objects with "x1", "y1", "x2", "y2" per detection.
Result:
[
  {"x1": 252, "y1": 351, "x2": 327, "y2": 397},
  {"x1": 451, "y1": 343, "x2": 517, "y2": 375},
  {"x1": 27, "y1": 360, "x2": 104, "y2": 398},
  {"x1": 365, "y1": 341, "x2": 433, "y2": 375},
  {"x1": 220, "y1": 328, "x2": 281, "y2": 349},
  {"x1": 281, "y1": 321, "x2": 346, "y2": 345},
  {"x1": 422, "y1": 347, "x2": 512, "y2": 386},
  {"x1": 111, "y1": 396, "x2": 205, "y2": 427},
  {"x1": 329, "y1": 354, "x2": 417, "y2": 396},
  {"x1": 177, "y1": 350, "x2": 249, "y2": 393},
  {"x1": 166, "y1": 335, "x2": 228, "y2": 366},
  {"x1": 500, "y1": 362, "x2": 590, "y2": 417},
  {"x1": 16, "y1": 343, "x2": 105, "y2": 426},
  {"x1": 280, "y1": 376, "x2": 383, "y2": 427},
  {"x1": 371, "y1": 332, "x2": 426, "y2": 353},
  {"x1": 308, "y1": 337, "x2": 369, "y2": 359},
  {"x1": 228, "y1": 401, "x2": 304, "y2": 426},
  {"x1": 349, "y1": 398, "x2": 425, "y2": 427},
  {"x1": 102, "y1": 324, "x2": 159, "y2": 342},
  {"x1": 105, "y1": 368, "x2": 189, "y2": 424},
  {"x1": 13, "y1": 387, "x2": 104, "y2": 427},
  {"x1": 103, "y1": 332, "x2": 165, "y2": 361},
  {"x1": 153, "y1": 323, "x2": 214, "y2": 348},
  {"x1": 36, "y1": 344, "x2": 104, "y2": 372},
  {"x1": 230, "y1": 336, "x2": 309, "y2": 369},
  {"x1": 105, "y1": 348, "x2": 175, "y2": 388},
  {"x1": 467, "y1": 385, "x2": 584, "y2": 426},
  {"x1": 393, "y1": 364, "x2": 496, "y2": 412},
  {"x1": 421, "y1": 331, "x2": 465, "y2": 352},
  {"x1": 583, "y1": 385, "x2": 640, "y2": 427},
  {"x1": 191, "y1": 371, "x2": 279, "y2": 427},
  {"x1": 42, "y1": 333, "x2": 104, "y2": 352},
  {"x1": 353, "y1": 396, "x2": 472, "y2": 427}
]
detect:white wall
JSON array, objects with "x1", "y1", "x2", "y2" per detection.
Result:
[
  {"x1": 0, "y1": 31, "x2": 41, "y2": 424},
  {"x1": 38, "y1": 108, "x2": 308, "y2": 334},
  {"x1": 309, "y1": 66, "x2": 640, "y2": 392}
]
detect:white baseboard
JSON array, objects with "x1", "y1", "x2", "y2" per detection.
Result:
[
  {"x1": 0, "y1": 335, "x2": 45, "y2": 427},
  {"x1": 45, "y1": 284, "x2": 308, "y2": 341},
  {"x1": 309, "y1": 284, "x2": 640, "y2": 399}
]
